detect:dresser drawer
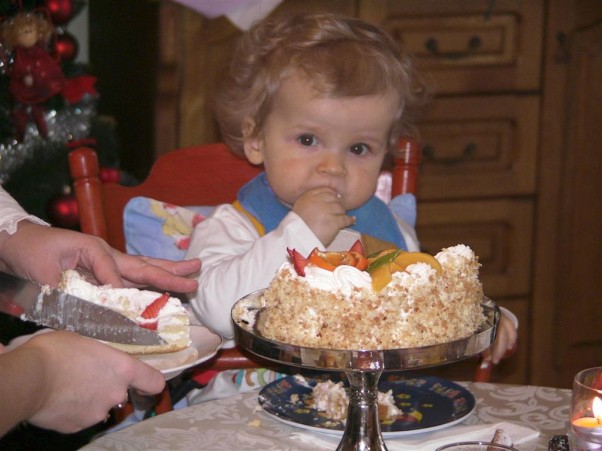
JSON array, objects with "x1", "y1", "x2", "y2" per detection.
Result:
[
  {"x1": 416, "y1": 199, "x2": 533, "y2": 299},
  {"x1": 360, "y1": 0, "x2": 543, "y2": 94},
  {"x1": 415, "y1": 95, "x2": 539, "y2": 201}
]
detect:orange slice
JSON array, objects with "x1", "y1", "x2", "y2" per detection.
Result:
[
  {"x1": 370, "y1": 263, "x2": 392, "y2": 292},
  {"x1": 308, "y1": 250, "x2": 368, "y2": 271},
  {"x1": 393, "y1": 252, "x2": 442, "y2": 273}
]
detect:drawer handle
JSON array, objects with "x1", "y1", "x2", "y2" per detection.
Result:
[
  {"x1": 422, "y1": 143, "x2": 477, "y2": 165},
  {"x1": 425, "y1": 36, "x2": 482, "y2": 59}
]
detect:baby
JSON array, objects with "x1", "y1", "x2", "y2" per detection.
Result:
[{"x1": 186, "y1": 12, "x2": 516, "y2": 364}]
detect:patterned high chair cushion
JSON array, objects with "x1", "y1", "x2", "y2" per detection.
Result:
[{"x1": 124, "y1": 197, "x2": 215, "y2": 259}]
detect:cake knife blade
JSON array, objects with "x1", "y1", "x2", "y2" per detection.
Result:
[{"x1": 0, "y1": 271, "x2": 166, "y2": 346}]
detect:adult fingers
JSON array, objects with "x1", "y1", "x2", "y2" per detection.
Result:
[{"x1": 127, "y1": 359, "x2": 166, "y2": 396}]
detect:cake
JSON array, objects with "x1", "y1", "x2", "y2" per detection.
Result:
[
  {"x1": 235, "y1": 243, "x2": 486, "y2": 350},
  {"x1": 59, "y1": 270, "x2": 191, "y2": 355}
]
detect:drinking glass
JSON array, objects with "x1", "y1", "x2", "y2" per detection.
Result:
[{"x1": 569, "y1": 366, "x2": 602, "y2": 450}]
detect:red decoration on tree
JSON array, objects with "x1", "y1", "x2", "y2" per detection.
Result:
[
  {"x1": 55, "y1": 30, "x2": 78, "y2": 62},
  {"x1": 0, "y1": 11, "x2": 65, "y2": 141},
  {"x1": 99, "y1": 167, "x2": 121, "y2": 184},
  {"x1": 43, "y1": 0, "x2": 74, "y2": 26},
  {"x1": 62, "y1": 75, "x2": 97, "y2": 104},
  {"x1": 47, "y1": 190, "x2": 79, "y2": 229}
]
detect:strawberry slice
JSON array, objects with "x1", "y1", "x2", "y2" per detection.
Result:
[
  {"x1": 348, "y1": 239, "x2": 364, "y2": 256},
  {"x1": 141, "y1": 293, "x2": 170, "y2": 319},
  {"x1": 141, "y1": 321, "x2": 158, "y2": 331},
  {"x1": 287, "y1": 248, "x2": 308, "y2": 276}
]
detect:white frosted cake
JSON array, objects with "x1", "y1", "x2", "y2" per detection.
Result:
[
  {"x1": 59, "y1": 270, "x2": 191, "y2": 354},
  {"x1": 238, "y1": 244, "x2": 485, "y2": 350}
]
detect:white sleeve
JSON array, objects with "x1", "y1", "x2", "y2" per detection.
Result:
[
  {"x1": 0, "y1": 186, "x2": 48, "y2": 234},
  {"x1": 395, "y1": 217, "x2": 420, "y2": 252},
  {"x1": 185, "y1": 204, "x2": 323, "y2": 341}
]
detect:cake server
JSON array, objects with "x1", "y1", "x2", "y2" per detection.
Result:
[{"x1": 0, "y1": 271, "x2": 166, "y2": 346}]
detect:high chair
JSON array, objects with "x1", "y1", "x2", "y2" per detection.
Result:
[{"x1": 68, "y1": 140, "x2": 500, "y2": 421}]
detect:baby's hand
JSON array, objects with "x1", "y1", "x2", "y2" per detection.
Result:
[
  {"x1": 483, "y1": 313, "x2": 518, "y2": 364},
  {"x1": 293, "y1": 187, "x2": 355, "y2": 246}
]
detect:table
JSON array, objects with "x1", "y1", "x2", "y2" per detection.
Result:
[{"x1": 82, "y1": 382, "x2": 570, "y2": 450}]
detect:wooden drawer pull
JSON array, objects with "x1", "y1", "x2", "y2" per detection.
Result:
[
  {"x1": 425, "y1": 36, "x2": 482, "y2": 59},
  {"x1": 423, "y1": 142, "x2": 477, "y2": 165}
]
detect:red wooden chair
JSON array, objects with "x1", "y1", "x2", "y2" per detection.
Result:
[{"x1": 68, "y1": 140, "x2": 498, "y2": 420}]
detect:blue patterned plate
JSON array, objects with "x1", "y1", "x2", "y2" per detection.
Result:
[{"x1": 258, "y1": 374, "x2": 475, "y2": 437}]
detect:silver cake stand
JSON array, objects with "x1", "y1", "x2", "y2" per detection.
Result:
[{"x1": 232, "y1": 291, "x2": 500, "y2": 451}]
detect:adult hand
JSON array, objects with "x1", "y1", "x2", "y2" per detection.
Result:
[
  {"x1": 0, "y1": 331, "x2": 165, "y2": 435},
  {"x1": 293, "y1": 187, "x2": 355, "y2": 247},
  {"x1": 0, "y1": 221, "x2": 201, "y2": 291}
]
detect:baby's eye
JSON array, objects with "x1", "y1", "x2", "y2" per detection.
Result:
[
  {"x1": 297, "y1": 134, "x2": 318, "y2": 147},
  {"x1": 349, "y1": 143, "x2": 370, "y2": 156}
]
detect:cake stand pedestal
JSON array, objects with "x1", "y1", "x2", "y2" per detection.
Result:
[{"x1": 233, "y1": 292, "x2": 500, "y2": 451}]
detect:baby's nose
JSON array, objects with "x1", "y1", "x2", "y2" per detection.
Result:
[{"x1": 317, "y1": 153, "x2": 346, "y2": 177}]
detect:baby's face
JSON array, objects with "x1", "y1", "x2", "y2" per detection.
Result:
[{"x1": 243, "y1": 76, "x2": 397, "y2": 210}]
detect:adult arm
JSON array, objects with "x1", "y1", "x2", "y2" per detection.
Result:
[
  {"x1": 0, "y1": 186, "x2": 201, "y2": 291},
  {"x1": 0, "y1": 221, "x2": 201, "y2": 291},
  {"x1": 0, "y1": 331, "x2": 165, "y2": 436}
]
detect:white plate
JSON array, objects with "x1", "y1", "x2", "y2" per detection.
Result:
[
  {"x1": 7, "y1": 324, "x2": 223, "y2": 381},
  {"x1": 137, "y1": 325, "x2": 223, "y2": 379}
]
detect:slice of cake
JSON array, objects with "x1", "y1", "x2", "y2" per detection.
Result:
[
  {"x1": 309, "y1": 378, "x2": 401, "y2": 423},
  {"x1": 59, "y1": 270, "x2": 191, "y2": 355},
  {"x1": 245, "y1": 242, "x2": 486, "y2": 350}
]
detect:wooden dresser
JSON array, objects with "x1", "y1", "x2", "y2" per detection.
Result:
[
  {"x1": 90, "y1": 0, "x2": 602, "y2": 387},
  {"x1": 362, "y1": 1, "x2": 544, "y2": 384}
]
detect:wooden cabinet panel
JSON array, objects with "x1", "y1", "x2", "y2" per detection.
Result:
[
  {"x1": 360, "y1": 0, "x2": 543, "y2": 94},
  {"x1": 387, "y1": 15, "x2": 518, "y2": 68},
  {"x1": 417, "y1": 96, "x2": 539, "y2": 200},
  {"x1": 532, "y1": 1, "x2": 602, "y2": 388},
  {"x1": 417, "y1": 200, "x2": 533, "y2": 299}
]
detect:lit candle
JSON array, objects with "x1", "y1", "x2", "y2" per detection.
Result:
[
  {"x1": 572, "y1": 397, "x2": 602, "y2": 446},
  {"x1": 573, "y1": 397, "x2": 602, "y2": 428}
]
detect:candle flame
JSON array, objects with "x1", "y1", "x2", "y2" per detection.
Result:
[{"x1": 593, "y1": 397, "x2": 602, "y2": 422}]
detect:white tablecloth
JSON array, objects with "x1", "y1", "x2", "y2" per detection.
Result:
[{"x1": 82, "y1": 382, "x2": 570, "y2": 450}]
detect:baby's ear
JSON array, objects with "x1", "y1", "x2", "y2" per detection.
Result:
[{"x1": 242, "y1": 117, "x2": 264, "y2": 165}]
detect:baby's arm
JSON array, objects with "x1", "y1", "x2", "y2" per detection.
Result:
[
  {"x1": 486, "y1": 308, "x2": 518, "y2": 364},
  {"x1": 185, "y1": 205, "x2": 322, "y2": 340}
]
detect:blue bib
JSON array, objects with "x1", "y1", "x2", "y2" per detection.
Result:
[{"x1": 237, "y1": 173, "x2": 407, "y2": 250}]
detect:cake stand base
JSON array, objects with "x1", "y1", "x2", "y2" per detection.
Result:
[{"x1": 339, "y1": 371, "x2": 387, "y2": 451}]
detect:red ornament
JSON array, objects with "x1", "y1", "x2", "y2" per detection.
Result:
[
  {"x1": 44, "y1": 0, "x2": 74, "y2": 25},
  {"x1": 55, "y1": 31, "x2": 78, "y2": 62},
  {"x1": 99, "y1": 167, "x2": 121, "y2": 184},
  {"x1": 62, "y1": 75, "x2": 97, "y2": 104},
  {"x1": 47, "y1": 192, "x2": 80, "y2": 229}
]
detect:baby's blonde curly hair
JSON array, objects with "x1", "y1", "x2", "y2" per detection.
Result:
[
  {"x1": 214, "y1": 12, "x2": 428, "y2": 157},
  {"x1": 1, "y1": 12, "x2": 53, "y2": 50}
]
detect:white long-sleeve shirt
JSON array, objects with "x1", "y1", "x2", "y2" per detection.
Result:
[
  {"x1": 185, "y1": 204, "x2": 419, "y2": 343},
  {"x1": 0, "y1": 186, "x2": 47, "y2": 234}
]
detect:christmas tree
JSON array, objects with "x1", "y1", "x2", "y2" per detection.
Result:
[{"x1": 0, "y1": 0, "x2": 121, "y2": 227}]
